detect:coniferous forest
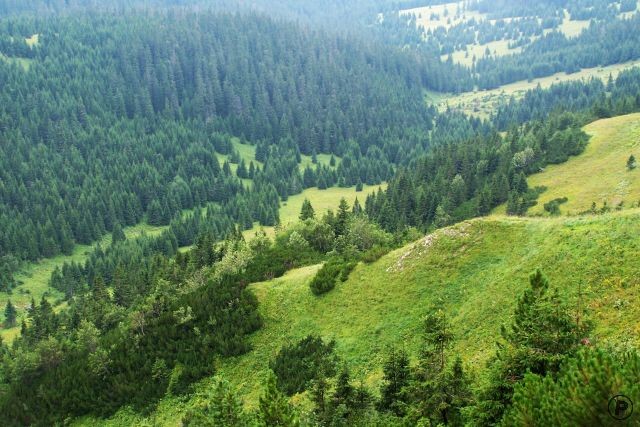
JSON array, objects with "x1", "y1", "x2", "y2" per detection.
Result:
[{"x1": 1, "y1": 0, "x2": 640, "y2": 426}]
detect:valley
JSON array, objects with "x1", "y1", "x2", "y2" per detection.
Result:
[{"x1": 2, "y1": 1, "x2": 640, "y2": 426}]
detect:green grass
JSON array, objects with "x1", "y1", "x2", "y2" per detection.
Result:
[
  {"x1": 0, "y1": 53, "x2": 32, "y2": 71},
  {"x1": 243, "y1": 183, "x2": 387, "y2": 240},
  {"x1": 298, "y1": 153, "x2": 338, "y2": 172},
  {"x1": 83, "y1": 209, "x2": 640, "y2": 425},
  {"x1": 527, "y1": 113, "x2": 640, "y2": 215},
  {"x1": 25, "y1": 34, "x2": 39, "y2": 47},
  {"x1": 400, "y1": 2, "x2": 485, "y2": 32},
  {"x1": 216, "y1": 138, "x2": 260, "y2": 169},
  {"x1": 558, "y1": 18, "x2": 590, "y2": 38},
  {"x1": 443, "y1": 39, "x2": 521, "y2": 67}
]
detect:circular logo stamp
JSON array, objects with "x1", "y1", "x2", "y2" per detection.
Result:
[{"x1": 608, "y1": 394, "x2": 633, "y2": 421}]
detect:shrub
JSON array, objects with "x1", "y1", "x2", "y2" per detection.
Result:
[
  {"x1": 271, "y1": 335, "x2": 338, "y2": 396},
  {"x1": 310, "y1": 258, "x2": 358, "y2": 295},
  {"x1": 361, "y1": 245, "x2": 390, "y2": 264}
]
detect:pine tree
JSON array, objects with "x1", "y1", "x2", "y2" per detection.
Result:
[
  {"x1": 352, "y1": 198, "x2": 362, "y2": 215},
  {"x1": 113, "y1": 265, "x2": 132, "y2": 307},
  {"x1": 299, "y1": 199, "x2": 315, "y2": 221},
  {"x1": 92, "y1": 275, "x2": 111, "y2": 303},
  {"x1": 378, "y1": 348, "x2": 410, "y2": 416},
  {"x1": 335, "y1": 198, "x2": 350, "y2": 236},
  {"x1": 434, "y1": 204, "x2": 451, "y2": 228},
  {"x1": 182, "y1": 377, "x2": 247, "y2": 426},
  {"x1": 258, "y1": 372, "x2": 299, "y2": 426},
  {"x1": 4, "y1": 300, "x2": 17, "y2": 328},
  {"x1": 474, "y1": 270, "x2": 590, "y2": 425},
  {"x1": 627, "y1": 155, "x2": 636, "y2": 170},
  {"x1": 405, "y1": 309, "x2": 467, "y2": 425},
  {"x1": 147, "y1": 200, "x2": 164, "y2": 226}
]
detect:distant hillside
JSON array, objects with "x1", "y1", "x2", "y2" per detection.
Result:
[
  {"x1": 81, "y1": 210, "x2": 640, "y2": 425},
  {"x1": 528, "y1": 113, "x2": 640, "y2": 215}
]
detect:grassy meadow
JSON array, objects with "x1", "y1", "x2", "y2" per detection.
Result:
[
  {"x1": 243, "y1": 183, "x2": 387, "y2": 240},
  {"x1": 528, "y1": 113, "x2": 640, "y2": 215}
]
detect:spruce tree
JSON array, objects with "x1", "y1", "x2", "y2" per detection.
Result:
[
  {"x1": 627, "y1": 154, "x2": 636, "y2": 170},
  {"x1": 474, "y1": 270, "x2": 590, "y2": 425},
  {"x1": 299, "y1": 199, "x2": 315, "y2": 221},
  {"x1": 182, "y1": 377, "x2": 247, "y2": 426},
  {"x1": 335, "y1": 198, "x2": 350, "y2": 236},
  {"x1": 378, "y1": 348, "x2": 410, "y2": 416},
  {"x1": 258, "y1": 372, "x2": 299, "y2": 427},
  {"x1": 4, "y1": 300, "x2": 17, "y2": 328}
]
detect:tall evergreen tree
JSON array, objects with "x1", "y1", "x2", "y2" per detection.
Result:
[
  {"x1": 378, "y1": 348, "x2": 410, "y2": 416},
  {"x1": 299, "y1": 199, "x2": 315, "y2": 221},
  {"x1": 474, "y1": 270, "x2": 591, "y2": 425},
  {"x1": 258, "y1": 372, "x2": 299, "y2": 427},
  {"x1": 334, "y1": 198, "x2": 350, "y2": 236},
  {"x1": 3, "y1": 300, "x2": 17, "y2": 329}
]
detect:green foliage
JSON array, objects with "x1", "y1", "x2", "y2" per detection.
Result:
[
  {"x1": 628, "y1": 154, "x2": 637, "y2": 170},
  {"x1": 311, "y1": 366, "x2": 375, "y2": 425},
  {"x1": 505, "y1": 348, "x2": 640, "y2": 426},
  {"x1": 309, "y1": 258, "x2": 354, "y2": 296},
  {"x1": 474, "y1": 269, "x2": 591, "y2": 424},
  {"x1": 299, "y1": 199, "x2": 315, "y2": 221},
  {"x1": 398, "y1": 310, "x2": 472, "y2": 426},
  {"x1": 367, "y1": 103, "x2": 628, "y2": 229},
  {"x1": 543, "y1": 197, "x2": 568, "y2": 215},
  {"x1": 271, "y1": 335, "x2": 338, "y2": 396},
  {"x1": 0, "y1": 252, "x2": 262, "y2": 423},
  {"x1": 111, "y1": 223, "x2": 126, "y2": 245},
  {"x1": 182, "y1": 377, "x2": 249, "y2": 426},
  {"x1": 377, "y1": 348, "x2": 410, "y2": 416},
  {"x1": 3, "y1": 300, "x2": 16, "y2": 329},
  {"x1": 258, "y1": 372, "x2": 300, "y2": 427}
]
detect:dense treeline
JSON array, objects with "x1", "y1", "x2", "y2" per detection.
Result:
[
  {"x1": 0, "y1": 11, "x2": 437, "y2": 286},
  {"x1": 476, "y1": 13, "x2": 640, "y2": 89},
  {"x1": 371, "y1": 66, "x2": 640, "y2": 231},
  {"x1": 494, "y1": 67, "x2": 640, "y2": 128},
  {"x1": 404, "y1": 0, "x2": 639, "y2": 91},
  {"x1": 365, "y1": 112, "x2": 589, "y2": 231},
  {"x1": 0, "y1": 235, "x2": 264, "y2": 424}
]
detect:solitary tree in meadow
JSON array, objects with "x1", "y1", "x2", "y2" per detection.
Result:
[{"x1": 299, "y1": 199, "x2": 315, "y2": 220}]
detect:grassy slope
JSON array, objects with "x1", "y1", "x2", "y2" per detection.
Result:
[
  {"x1": 528, "y1": 113, "x2": 640, "y2": 215},
  {"x1": 80, "y1": 208, "x2": 640, "y2": 426},
  {"x1": 224, "y1": 213, "x2": 640, "y2": 402}
]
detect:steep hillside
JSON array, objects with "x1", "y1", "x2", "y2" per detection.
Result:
[
  {"x1": 528, "y1": 113, "x2": 640, "y2": 215},
  {"x1": 81, "y1": 210, "x2": 640, "y2": 425}
]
